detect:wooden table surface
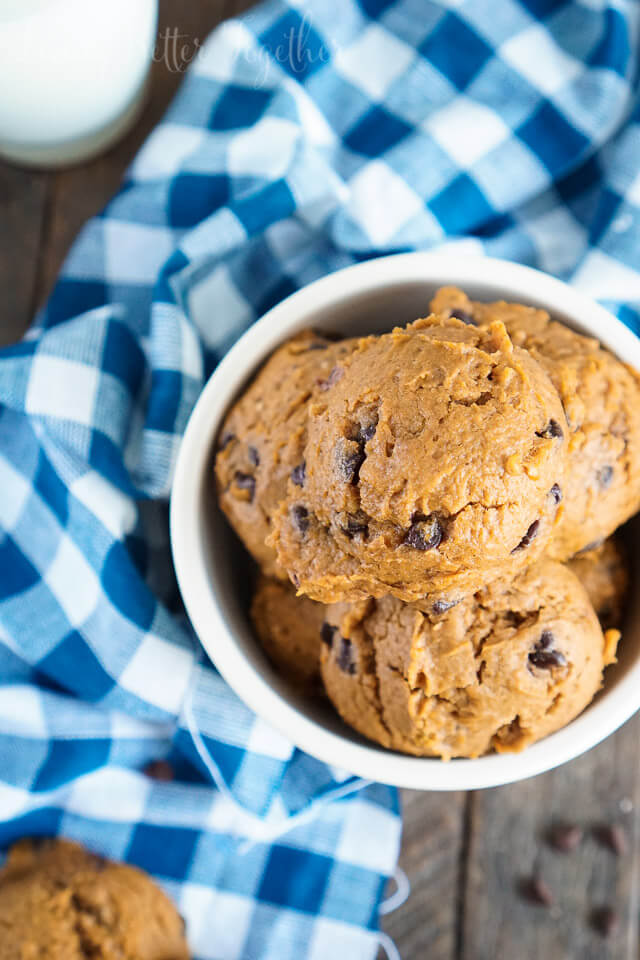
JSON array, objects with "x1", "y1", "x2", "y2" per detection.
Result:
[{"x1": 1, "y1": 3, "x2": 639, "y2": 958}]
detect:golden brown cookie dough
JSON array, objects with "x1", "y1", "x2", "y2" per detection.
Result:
[
  {"x1": 215, "y1": 331, "x2": 357, "y2": 577},
  {"x1": 321, "y1": 561, "x2": 618, "y2": 759},
  {"x1": 431, "y1": 287, "x2": 640, "y2": 558},
  {"x1": 0, "y1": 838, "x2": 189, "y2": 960},
  {"x1": 568, "y1": 537, "x2": 629, "y2": 630},
  {"x1": 271, "y1": 316, "x2": 567, "y2": 604},
  {"x1": 250, "y1": 575, "x2": 325, "y2": 691}
]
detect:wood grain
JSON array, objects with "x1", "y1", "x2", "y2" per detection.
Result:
[
  {"x1": 459, "y1": 716, "x2": 640, "y2": 960},
  {"x1": 0, "y1": 164, "x2": 49, "y2": 345},
  {"x1": 382, "y1": 790, "x2": 466, "y2": 960},
  {"x1": 225, "y1": 0, "x2": 260, "y2": 15}
]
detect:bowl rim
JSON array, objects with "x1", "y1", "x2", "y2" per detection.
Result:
[{"x1": 170, "y1": 252, "x2": 640, "y2": 791}]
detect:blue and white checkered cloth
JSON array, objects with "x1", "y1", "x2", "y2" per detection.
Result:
[{"x1": 1, "y1": 0, "x2": 639, "y2": 956}]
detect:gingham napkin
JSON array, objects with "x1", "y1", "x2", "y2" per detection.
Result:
[{"x1": 1, "y1": 1, "x2": 639, "y2": 957}]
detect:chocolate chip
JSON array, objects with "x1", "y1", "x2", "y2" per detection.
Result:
[
  {"x1": 450, "y1": 307, "x2": 476, "y2": 325},
  {"x1": 432, "y1": 599, "x2": 458, "y2": 615},
  {"x1": 529, "y1": 630, "x2": 567, "y2": 670},
  {"x1": 291, "y1": 572, "x2": 300, "y2": 588},
  {"x1": 548, "y1": 823, "x2": 583, "y2": 853},
  {"x1": 591, "y1": 906, "x2": 619, "y2": 938},
  {"x1": 539, "y1": 629, "x2": 554, "y2": 648},
  {"x1": 523, "y1": 874, "x2": 554, "y2": 907},
  {"x1": 143, "y1": 760, "x2": 174, "y2": 782},
  {"x1": 248, "y1": 446, "x2": 260, "y2": 467},
  {"x1": 356, "y1": 423, "x2": 377, "y2": 443},
  {"x1": 597, "y1": 465, "x2": 614, "y2": 489},
  {"x1": 404, "y1": 514, "x2": 444, "y2": 551},
  {"x1": 537, "y1": 419, "x2": 564, "y2": 440},
  {"x1": 344, "y1": 450, "x2": 366, "y2": 484},
  {"x1": 511, "y1": 519, "x2": 540, "y2": 553},
  {"x1": 306, "y1": 341, "x2": 329, "y2": 351},
  {"x1": 291, "y1": 504, "x2": 309, "y2": 534},
  {"x1": 233, "y1": 472, "x2": 255, "y2": 501},
  {"x1": 594, "y1": 823, "x2": 627, "y2": 856},
  {"x1": 342, "y1": 515, "x2": 369, "y2": 539},
  {"x1": 336, "y1": 636, "x2": 356, "y2": 674},
  {"x1": 549, "y1": 483, "x2": 562, "y2": 504},
  {"x1": 318, "y1": 366, "x2": 343, "y2": 391},
  {"x1": 291, "y1": 462, "x2": 306, "y2": 486},
  {"x1": 337, "y1": 437, "x2": 367, "y2": 485},
  {"x1": 218, "y1": 431, "x2": 235, "y2": 450},
  {"x1": 321, "y1": 623, "x2": 336, "y2": 648},
  {"x1": 529, "y1": 650, "x2": 566, "y2": 669}
]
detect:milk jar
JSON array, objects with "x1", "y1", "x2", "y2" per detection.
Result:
[{"x1": 0, "y1": 0, "x2": 157, "y2": 167}]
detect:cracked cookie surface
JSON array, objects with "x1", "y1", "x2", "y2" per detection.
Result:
[
  {"x1": 321, "y1": 561, "x2": 618, "y2": 759},
  {"x1": 431, "y1": 286, "x2": 640, "y2": 559},
  {"x1": 0, "y1": 838, "x2": 189, "y2": 960},
  {"x1": 215, "y1": 331, "x2": 358, "y2": 577},
  {"x1": 271, "y1": 316, "x2": 568, "y2": 604}
]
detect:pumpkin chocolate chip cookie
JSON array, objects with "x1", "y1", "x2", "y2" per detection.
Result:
[
  {"x1": 270, "y1": 315, "x2": 567, "y2": 604},
  {"x1": 431, "y1": 286, "x2": 640, "y2": 559},
  {"x1": 0, "y1": 837, "x2": 189, "y2": 960},
  {"x1": 321, "y1": 560, "x2": 618, "y2": 759}
]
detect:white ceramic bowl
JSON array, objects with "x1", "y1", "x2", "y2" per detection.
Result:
[{"x1": 170, "y1": 253, "x2": 640, "y2": 791}]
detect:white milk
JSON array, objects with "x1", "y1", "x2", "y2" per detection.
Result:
[{"x1": 0, "y1": 0, "x2": 158, "y2": 166}]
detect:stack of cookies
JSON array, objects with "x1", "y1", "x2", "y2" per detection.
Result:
[{"x1": 215, "y1": 288, "x2": 639, "y2": 759}]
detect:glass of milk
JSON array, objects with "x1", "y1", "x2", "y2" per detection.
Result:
[{"x1": 0, "y1": 0, "x2": 158, "y2": 167}]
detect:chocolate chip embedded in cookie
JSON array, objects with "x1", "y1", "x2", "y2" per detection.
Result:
[
  {"x1": 527, "y1": 629, "x2": 567, "y2": 669},
  {"x1": 431, "y1": 286, "x2": 640, "y2": 558},
  {"x1": 271, "y1": 317, "x2": 568, "y2": 604},
  {"x1": 321, "y1": 560, "x2": 617, "y2": 759},
  {"x1": 0, "y1": 837, "x2": 190, "y2": 959}
]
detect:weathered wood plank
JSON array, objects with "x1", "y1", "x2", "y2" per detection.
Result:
[
  {"x1": 460, "y1": 715, "x2": 640, "y2": 960},
  {"x1": 224, "y1": 0, "x2": 258, "y2": 16},
  {"x1": 382, "y1": 790, "x2": 466, "y2": 960},
  {"x1": 0, "y1": 164, "x2": 49, "y2": 344}
]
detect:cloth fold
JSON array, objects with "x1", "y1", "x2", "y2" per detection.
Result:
[{"x1": 1, "y1": 0, "x2": 639, "y2": 957}]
